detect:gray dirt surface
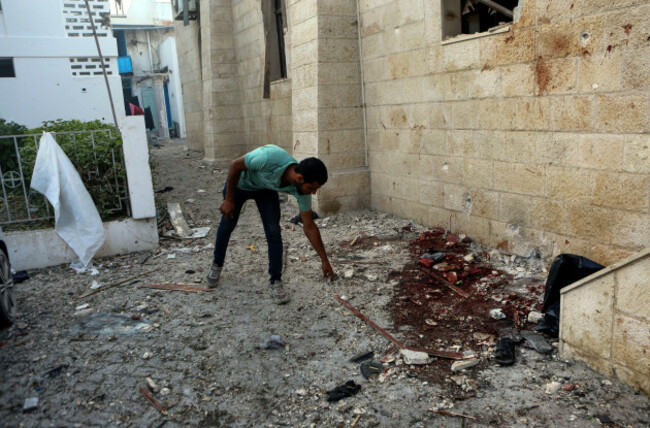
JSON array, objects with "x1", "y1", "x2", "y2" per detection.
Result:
[{"x1": 1, "y1": 139, "x2": 648, "y2": 427}]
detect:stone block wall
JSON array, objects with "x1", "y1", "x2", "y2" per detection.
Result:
[
  {"x1": 560, "y1": 247, "x2": 650, "y2": 394},
  {"x1": 173, "y1": 19, "x2": 203, "y2": 151},
  {"x1": 359, "y1": 0, "x2": 649, "y2": 264},
  {"x1": 232, "y1": 0, "x2": 292, "y2": 154}
]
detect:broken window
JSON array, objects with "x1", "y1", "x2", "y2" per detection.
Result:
[
  {"x1": 262, "y1": 0, "x2": 287, "y2": 98},
  {"x1": 0, "y1": 58, "x2": 15, "y2": 78},
  {"x1": 442, "y1": 0, "x2": 518, "y2": 40}
]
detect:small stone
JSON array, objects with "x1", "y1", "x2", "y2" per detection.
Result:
[
  {"x1": 563, "y1": 383, "x2": 576, "y2": 391},
  {"x1": 343, "y1": 269, "x2": 354, "y2": 279},
  {"x1": 160, "y1": 387, "x2": 171, "y2": 396},
  {"x1": 544, "y1": 381, "x2": 562, "y2": 394},
  {"x1": 528, "y1": 311, "x2": 544, "y2": 324},
  {"x1": 463, "y1": 253, "x2": 475, "y2": 262},
  {"x1": 146, "y1": 377, "x2": 159, "y2": 393},
  {"x1": 296, "y1": 388, "x2": 307, "y2": 396},
  {"x1": 23, "y1": 397, "x2": 38, "y2": 412},
  {"x1": 75, "y1": 303, "x2": 90, "y2": 311},
  {"x1": 365, "y1": 274, "x2": 378, "y2": 282},
  {"x1": 399, "y1": 349, "x2": 429, "y2": 365},
  {"x1": 142, "y1": 352, "x2": 152, "y2": 360},
  {"x1": 425, "y1": 319, "x2": 437, "y2": 326},
  {"x1": 490, "y1": 308, "x2": 506, "y2": 320},
  {"x1": 73, "y1": 308, "x2": 94, "y2": 318},
  {"x1": 601, "y1": 379, "x2": 612, "y2": 386},
  {"x1": 451, "y1": 358, "x2": 480, "y2": 372}
]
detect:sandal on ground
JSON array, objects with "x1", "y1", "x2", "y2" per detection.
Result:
[{"x1": 494, "y1": 337, "x2": 516, "y2": 366}]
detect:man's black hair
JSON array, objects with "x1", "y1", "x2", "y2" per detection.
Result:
[{"x1": 295, "y1": 157, "x2": 328, "y2": 185}]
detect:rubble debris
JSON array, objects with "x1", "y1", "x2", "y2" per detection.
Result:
[
  {"x1": 45, "y1": 364, "x2": 69, "y2": 378},
  {"x1": 544, "y1": 381, "x2": 562, "y2": 394},
  {"x1": 139, "y1": 387, "x2": 168, "y2": 415},
  {"x1": 489, "y1": 308, "x2": 506, "y2": 319},
  {"x1": 349, "y1": 351, "x2": 374, "y2": 363},
  {"x1": 77, "y1": 269, "x2": 156, "y2": 299},
  {"x1": 71, "y1": 312, "x2": 152, "y2": 335},
  {"x1": 326, "y1": 381, "x2": 361, "y2": 402},
  {"x1": 167, "y1": 202, "x2": 193, "y2": 238},
  {"x1": 360, "y1": 361, "x2": 384, "y2": 379},
  {"x1": 429, "y1": 409, "x2": 476, "y2": 420},
  {"x1": 188, "y1": 227, "x2": 211, "y2": 239},
  {"x1": 494, "y1": 338, "x2": 516, "y2": 366},
  {"x1": 139, "y1": 284, "x2": 211, "y2": 293},
  {"x1": 521, "y1": 331, "x2": 552, "y2": 354},
  {"x1": 146, "y1": 377, "x2": 159, "y2": 393},
  {"x1": 494, "y1": 320, "x2": 522, "y2": 343},
  {"x1": 262, "y1": 335, "x2": 286, "y2": 350},
  {"x1": 594, "y1": 414, "x2": 616, "y2": 425},
  {"x1": 527, "y1": 311, "x2": 544, "y2": 324},
  {"x1": 333, "y1": 295, "x2": 462, "y2": 360},
  {"x1": 451, "y1": 358, "x2": 480, "y2": 372},
  {"x1": 22, "y1": 397, "x2": 38, "y2": 413},
  {"x1": 399, "y1": 349, "x2": 430, "y2": 365},
  {"x1": 418, "y1": 267, "x2": 470, "y2": 299}
]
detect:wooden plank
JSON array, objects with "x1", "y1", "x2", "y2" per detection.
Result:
[{"x1": 167, "y1": 202, "x2": 192, "y2": 238}]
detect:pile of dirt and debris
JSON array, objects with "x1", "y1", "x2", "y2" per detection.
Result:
[{"x1": 0, "y1": 140, "x2": 647, "y2": 427}]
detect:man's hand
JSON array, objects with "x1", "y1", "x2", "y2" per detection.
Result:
[
  {"x1": 220, "y1": 199, "x2": 236, "y2": 219},
  {"x1": 322, "y1": 260, "x2": 335, "y2": 281}
]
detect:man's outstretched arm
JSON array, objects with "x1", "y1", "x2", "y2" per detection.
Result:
[
  {"x1": 221, "y1": 156, "x2": 247, "y2": 218},
  {"x1": 301, "y1": 210, "x2": 334, "y2": 280}
]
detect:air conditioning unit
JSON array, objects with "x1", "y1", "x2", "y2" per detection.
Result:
[{"x1": 172, "y1": 0, "x2": 198, "y2": 21}]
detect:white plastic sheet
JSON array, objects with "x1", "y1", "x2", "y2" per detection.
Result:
[{"x1": 31, "y1": 132, "x2": 105, "y2": 268}]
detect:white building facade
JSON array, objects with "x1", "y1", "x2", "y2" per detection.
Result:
[
  {"x1": 0, "y1": 0, "x2": 125, "y2": 128},
  {"x1": 110, "y1": 0, "x2": 186, "y2": 139}
]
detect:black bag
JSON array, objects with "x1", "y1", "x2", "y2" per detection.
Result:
[{"x1": 536, "y1": 254, "x2": 604, "y2": 337}]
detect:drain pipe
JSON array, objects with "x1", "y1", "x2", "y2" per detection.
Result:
[{"x1": 355, "y1": 0, "x2": 368, "y2": 168}]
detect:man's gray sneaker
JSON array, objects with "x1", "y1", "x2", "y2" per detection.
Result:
[
  {"x1": 206, "y1": 263, "x2": 222, "y2": 288},
  {"x1": 269, "y1": 280, "x2": 290, "y2": 305}
]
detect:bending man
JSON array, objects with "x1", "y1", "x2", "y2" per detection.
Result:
[{"x1": 206, "y1": 144, "x2": 334, "y2": 304}]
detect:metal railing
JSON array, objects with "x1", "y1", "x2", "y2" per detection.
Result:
[{"x1": 0, "y1": 129, "x2": 130, "y2": 227}]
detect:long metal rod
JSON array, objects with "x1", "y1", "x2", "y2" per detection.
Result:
[
  {"x1": 333, "y1": 295, "x2": 463, "y2": 360},
  {"x1": 84, "y1": 0, "x2": 119, "y2": 129}
]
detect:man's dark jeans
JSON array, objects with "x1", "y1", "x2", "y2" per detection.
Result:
[{"x1": 213, "y1": 184, "x2": 283, "y2": 283}]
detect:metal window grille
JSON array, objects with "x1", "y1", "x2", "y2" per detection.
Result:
[{"x1": 0, "y1": 129, "x2": 130, "y2": 228}]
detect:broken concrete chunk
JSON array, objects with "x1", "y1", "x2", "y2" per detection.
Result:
[
  {"x1": 544, "y1": 381, "x2": 562, "y2": 394},
  {"x1": 490, "y1": 308, "x2": 506, "y2": 320},
  {"x1": 23, "y1": 397, "x2": 38, "y2": 412},
  {"x1": 451, "y1": 358, "x2": 480, "y2": 372},
  {"x1": 527, "y1": 311, "x2": 544, "y2": 324},
  {"x1": 146, "y1": 377, "x2": 159, "y2": 393},
  {"x1": 399, "y1": 349, "x2": 430, "y2": 365}
]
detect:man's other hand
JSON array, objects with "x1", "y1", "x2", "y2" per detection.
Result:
[
  {"x1": 220, "y1": 200, "x2": 236, "y2": 218},
  {"x1": 322, "y1": 260, "x2": 335, "y2": 281}
]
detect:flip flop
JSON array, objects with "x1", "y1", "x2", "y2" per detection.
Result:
[{"x1": 494, "y1": 338, "x2": 516, "y2": 366}]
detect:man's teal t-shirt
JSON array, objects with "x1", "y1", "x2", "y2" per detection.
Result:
[{"x1": 239, "y1": 144, "x2": 312, "y2": 212}]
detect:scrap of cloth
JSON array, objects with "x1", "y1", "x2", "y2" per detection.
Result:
[
  {"x1": 326, "y1": 380, "x2": 361, "y2": 402},
  {"x1": 30, "y1": 132, "x2": 105, "y2": 267}
]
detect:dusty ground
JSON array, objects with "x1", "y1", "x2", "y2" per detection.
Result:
[{"x1": 0, "y1": 139, "x2": 648, "y2": 427}]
